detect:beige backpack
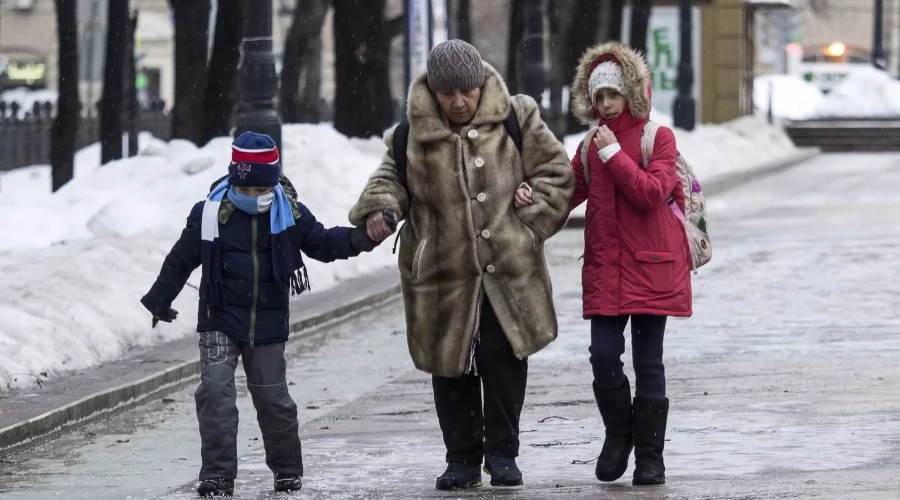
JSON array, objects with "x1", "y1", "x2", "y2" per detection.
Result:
[{"x1": 579, "y1": 122, "x2": 712, "y2": 273}]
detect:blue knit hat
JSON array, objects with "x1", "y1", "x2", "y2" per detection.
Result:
[{"x1": 228, "y1": 132, "x2": 281, "y2": 187}]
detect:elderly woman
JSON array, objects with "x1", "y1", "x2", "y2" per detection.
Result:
[{"x1": 349, "y1": 40, "x2": 573, "y2": 490}]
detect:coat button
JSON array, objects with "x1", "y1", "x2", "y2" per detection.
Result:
[
  {"x1": 467, "y1": 129, "x2": 479, "y2": 139},
  {"x1": 486, "y1": 264, "x2": 496, "y2": 273},
  {"x1": 474, "y1": 157, "x2": 484, "y2": 167},
  {"x1": 652, "y1": 254, "x2": 660, "y2": 261},
  {"x1": 481, "y1": 229, "x2": 492, "y2": 239},
  {"x1": 476, "y1": 193, "x2": 487, "y2": 202}
]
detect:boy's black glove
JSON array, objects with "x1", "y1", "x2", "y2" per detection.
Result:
[
  {"x1": 141, "y1": 296, "x2": 178, "y2": 328},
  {"x1": 350, "y1": 226, "x2": 379, "y2": 253},
  {"x1": 150, "y1": 308, "x2": 178, "y2": 328}
]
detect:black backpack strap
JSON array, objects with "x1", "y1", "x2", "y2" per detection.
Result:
[
  {"x1": 392, "y1": 121, "x2": 411, "y2": 189},
  {"x1": 503, "y1": 105, "x2": 523, "y2": 153}
]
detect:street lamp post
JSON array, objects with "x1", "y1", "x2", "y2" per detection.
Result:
[
  {"x1": 873, "y1": 0, "x2": 886, "y2": 70},
  {"x1": 672, "y1": 0, "x2": 695, "y2": 131},
  {"x1": 234, "y1": 0, "x2": 283, "y2": 154},
  {"x1": 521, "y1": 0, "x2": 546, "y2": 105}
]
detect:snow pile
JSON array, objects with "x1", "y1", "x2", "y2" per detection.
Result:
[
  {"x1": 815, "y1": 66, "x2": 900, "y2": 118},
  {"x1": 0, "y1": 125, "x2": 395, "y2": 391},
  {"x1": 753, "y1": 74, "x2": 824, "y2": 121},
  {"x1": 565, "y1": 112, "x2": 800, "y2": 218}
]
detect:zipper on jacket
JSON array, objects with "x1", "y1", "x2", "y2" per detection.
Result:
[{"x1": 249, "y1": 216, "x2": 259, "y2": 348}]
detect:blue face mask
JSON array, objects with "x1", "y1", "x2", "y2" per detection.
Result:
[{"x1": 229, "y1": 186, "x2": 274, "y2": 214}]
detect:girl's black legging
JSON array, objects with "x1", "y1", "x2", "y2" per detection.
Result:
[{"x1": 590, "y1": 314, "x2": 667, "y2": 400}]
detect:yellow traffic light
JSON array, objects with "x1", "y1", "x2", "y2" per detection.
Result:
[{"x1": 824, "y1": 42, "x2": 846, "y2": 57}]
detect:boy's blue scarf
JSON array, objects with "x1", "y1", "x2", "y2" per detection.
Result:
[{"x1": 200, "y1": 178, "x2": 307, "y2": 306}]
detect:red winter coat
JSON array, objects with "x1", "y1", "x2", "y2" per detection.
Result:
[{"x1": 570, "y1": 42, "x2": 692, "y2": 319}]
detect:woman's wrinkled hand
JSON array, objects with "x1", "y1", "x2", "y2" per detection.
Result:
[{"x1": 366, "y1": 210, "x2": 395, "y2": 242}]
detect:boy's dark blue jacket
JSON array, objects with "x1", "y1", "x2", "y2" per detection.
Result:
[{"x1": 141, "y1": 195, "x2": 362, "y2": 346}]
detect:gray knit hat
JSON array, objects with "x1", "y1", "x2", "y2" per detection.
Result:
[{"x1": 426, "y1": 40, "x2": 486, "y2": 93}]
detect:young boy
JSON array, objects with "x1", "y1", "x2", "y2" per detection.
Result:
[{"x1": 141, "y1": 132, "x2": 386, "y2": 497}]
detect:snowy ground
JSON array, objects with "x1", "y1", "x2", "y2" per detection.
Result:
[
  {"x1": 2, "y1": 152, "x2": 899, "y2": 499},
  {"x1": 0, "y1": 116, "x2": 799, "y2": 392}
]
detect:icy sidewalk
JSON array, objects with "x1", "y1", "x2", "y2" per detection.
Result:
[{"x1": 155, "y1": 153, "x2": 900, "y2": 499}]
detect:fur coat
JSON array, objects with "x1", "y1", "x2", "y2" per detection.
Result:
[{"x1": 349, "y1": 63, "x2": 574, "y2": 377}]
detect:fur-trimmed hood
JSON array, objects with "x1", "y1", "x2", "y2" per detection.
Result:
[
  {"x1": 570, "y1": 41, "x2": 652, "y2": 125},
  {"x1": 406, "y1": 62, "x2": 511, "y2": 143}
]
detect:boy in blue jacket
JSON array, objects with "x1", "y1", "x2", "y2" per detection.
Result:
[{"x1": 141, "y1": 132, "x2": 387, "y2": 497}]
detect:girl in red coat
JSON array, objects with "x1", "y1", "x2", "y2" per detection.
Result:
[{"x1": 570, "y1": 41, "x2": 691, "y2": 486}]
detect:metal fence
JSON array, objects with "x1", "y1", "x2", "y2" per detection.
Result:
[{"x1": 0, "y1": 101, "x2": 172, "y2": 172}]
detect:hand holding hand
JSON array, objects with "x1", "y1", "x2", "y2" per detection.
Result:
[
  {"x1": 593, "y1": 125, "x2": 618, "y2": 150},
  {"x1": 366, "y1": 210, "x2": 396, "y2": 242},
  {"x1": 514, "y1": 186, "x2": 533, "y2": 208}
]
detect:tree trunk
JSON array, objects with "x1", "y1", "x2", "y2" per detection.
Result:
[
  {"x1": 126, "y1": 13, "x2": 139, "y2": 157},
  {"x1": 332, "y1": 0, "x2": 393, "y2": 138},
  {"x1": 202, "y1": 0, "x2": 242, "y2": 144},
  {"x1": 630, "y1": 0, "x2": 651, "y2": 55},
  {"x1": 547, "y1": 0, "x2": 569, "y2": 139},
  {"x1": 608, "y1": 0, "x2": 625, "y2": 43},
  {"x1": 565, "y1": 0, "x2": 603, "y2": 133},
  {"x1": 51, "y1": 0, "x2": 79, "y2": 190},
  {"x1": 280, "y1": 0, "x2": 328, "y2": 124},
  {"x1": 299, "y1": 33, "x2": 323, "y2": 123},
  {"x1": 170, "y1": 0, "x2": 211, "y2": 145},
  {"x1": 507, "y1": 0, "x2": 525, "y2": 95},
  {"x1": 100, "y1": 0, "x2": 128, "y2": 164},
  {"x1": 449, "y1": 0, "x2": 472, "y2": 42}
]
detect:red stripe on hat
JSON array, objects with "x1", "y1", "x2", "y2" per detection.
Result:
[{"x1": 232, "y1": 147, "x2": 279, "y2": 164}]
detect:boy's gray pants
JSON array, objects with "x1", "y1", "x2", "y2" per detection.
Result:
[{"x1": 195, "y1": 331, "x2": 303, "y2": 481}]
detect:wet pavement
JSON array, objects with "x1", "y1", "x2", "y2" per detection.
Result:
[{"x1": 2, "y1": 153, "x2": 900, "y2": 499}]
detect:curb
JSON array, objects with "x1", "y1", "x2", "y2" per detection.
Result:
[
  {"x1": 564, "y1": 147, "x2": 821, "y2": 228},
  {"x1": 0, "y1": 267, "x2": 402, "y2": 457}
]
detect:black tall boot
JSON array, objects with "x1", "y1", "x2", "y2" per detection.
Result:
[
  {"x1": 632, "y1": 397, "x2": 669, "y2": 486},
  {"x1": 592, "y1": 381, "x2": 633, "y2": 482}
]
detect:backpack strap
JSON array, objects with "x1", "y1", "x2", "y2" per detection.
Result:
[
  {"x1": 579, "y1": 127, "x2": 599, "y2": 185},
  {"x1": 392, "y1": 121, "x2": 411, "y2": 189},
  {"x1": 640, "y1": 121, "x2": 661, "y2": 169},
  {"x1": 503, "y1": 106, "x2": 523, "y2": 153}
]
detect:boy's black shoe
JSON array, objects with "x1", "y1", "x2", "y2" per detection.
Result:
[
  {"x1": 435, "y1": 462, "x2": 483, "y2": 490},
  {"x1": 273, "y1": 472, "x2": 303, "y2": 492},
  {"x1": 196, "y1": 478, "x2": 234, "y2": 497},
  {"x1": 484, "y1": 455, "x2": 524, "y2": 487}
]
